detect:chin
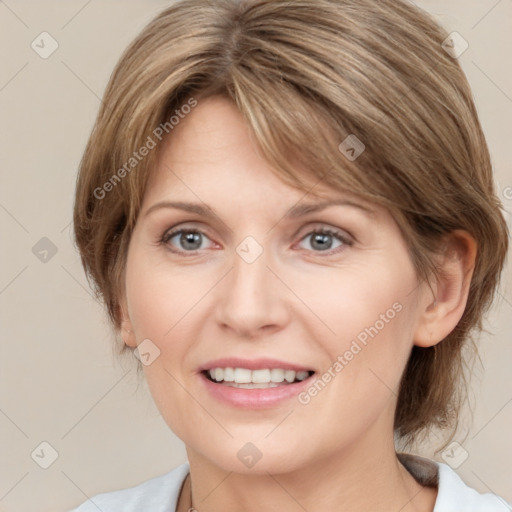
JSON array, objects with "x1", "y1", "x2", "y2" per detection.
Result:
[{"x1": 191, "y1": 437, "x2": 312, "y2": 476}]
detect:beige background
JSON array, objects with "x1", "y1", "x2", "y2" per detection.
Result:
[{"x1": 0, "y1": 1, "x2": 511, "y2": 511}]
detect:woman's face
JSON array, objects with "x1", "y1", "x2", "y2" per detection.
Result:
[{"x1": 121, "y1": 96, "x2": 433, "y2": 474}]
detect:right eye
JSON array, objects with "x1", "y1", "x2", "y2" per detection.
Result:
[{"x1": 161, "y1": 228, "x2": 215, "y2": 253}]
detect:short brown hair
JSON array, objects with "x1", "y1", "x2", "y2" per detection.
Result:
[{"x1": 73, "y1": 0, "x2": 509, "y2": 448}]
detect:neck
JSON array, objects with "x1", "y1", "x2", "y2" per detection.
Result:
[{"x1": 177, "y1": 431, "x2": 437, "y2": 512}]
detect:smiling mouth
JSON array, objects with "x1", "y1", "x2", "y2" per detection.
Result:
[{"x1": 202, "y1": 368, "x2": 315, "y2": 388}]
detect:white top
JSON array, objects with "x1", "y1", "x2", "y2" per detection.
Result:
[{"x1": 69, "y1": 454, "x2": 511, "y2": 511}]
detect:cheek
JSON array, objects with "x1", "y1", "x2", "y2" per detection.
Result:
[
  {"x1": 125, "y1": 248, "x2": 206, "y2": 338},
  {"x1": 303, "y1": 260, "x2": 418, "y2": 395},
  {"x1": 301, "y1": 262, "x2": 415, "y2": 344},
  {"x1": 291, "y1": 274, "x2": 417, "y2": 453},
  {"x1": 124, "y1": 250, "x2": 209, "y2": 423}
]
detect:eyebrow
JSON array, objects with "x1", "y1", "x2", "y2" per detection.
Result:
[{"x1": 143, "y1": 198, "x2": 374, "y2": 220}]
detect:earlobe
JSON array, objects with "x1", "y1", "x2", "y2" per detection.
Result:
[
  {"x1": 414, "y1": 230, "x2": 477, "y2": 348},
  {"x1": 119, "y1": 299, "x2": 137, "y2": 348},
  {"x1": 121, "y1": 321, "x2": 137, "y2": 348}
]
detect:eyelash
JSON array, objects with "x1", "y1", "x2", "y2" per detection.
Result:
[{"x1": 159, "y1": 225, "x2": 353, "y2": 256}]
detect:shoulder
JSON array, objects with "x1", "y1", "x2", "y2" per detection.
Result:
[
  {"x1": 435, "y1": 461, "x2": 511, "y2": 511},
  {"x1": 68, "y1": 462, "x2": 190, "y2": 512},
  {"x1": 398, "y1": 452, "x2": 511, "y2": 512}
]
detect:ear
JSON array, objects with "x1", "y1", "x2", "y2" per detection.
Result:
[
  {"x1": 118, "y1": 294, "x2": 138, "y2": 348},
  {"x1": 413, "y1": 230, "x2": 477, "y2": 347}
]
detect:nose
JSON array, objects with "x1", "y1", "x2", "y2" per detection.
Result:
[{"x1": 214, "y1": 245, "x2": 291, "y2": 339}]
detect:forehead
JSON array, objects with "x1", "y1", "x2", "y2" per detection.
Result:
[{"x1": 144, "y1": 96, "x2": 373, "y2": 211}]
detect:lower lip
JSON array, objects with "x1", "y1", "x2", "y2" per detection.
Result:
[{"x1": 199, "y1": 372, "x2": 315, "y2": 409}]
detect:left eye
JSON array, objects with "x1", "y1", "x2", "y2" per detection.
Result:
[{"x1": 297, "y1": 229, "x2": 350, "y2": 252}]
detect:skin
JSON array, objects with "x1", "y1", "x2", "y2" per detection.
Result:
[{"x1": 119, "y1": 96, "x2": 476, "y2": 512}]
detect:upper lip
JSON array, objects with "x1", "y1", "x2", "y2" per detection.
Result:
[{"x1": 199, "y1": 357, "x2": 314, "y2": 373}]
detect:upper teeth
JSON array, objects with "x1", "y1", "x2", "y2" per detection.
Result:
[{"x1": 208, "y1": 368, "x2": 310, "y2": 384}]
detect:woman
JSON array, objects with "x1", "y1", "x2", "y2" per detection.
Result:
[{"x1": 71, "y1": 0, "x2": 511, "y2": 510}]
